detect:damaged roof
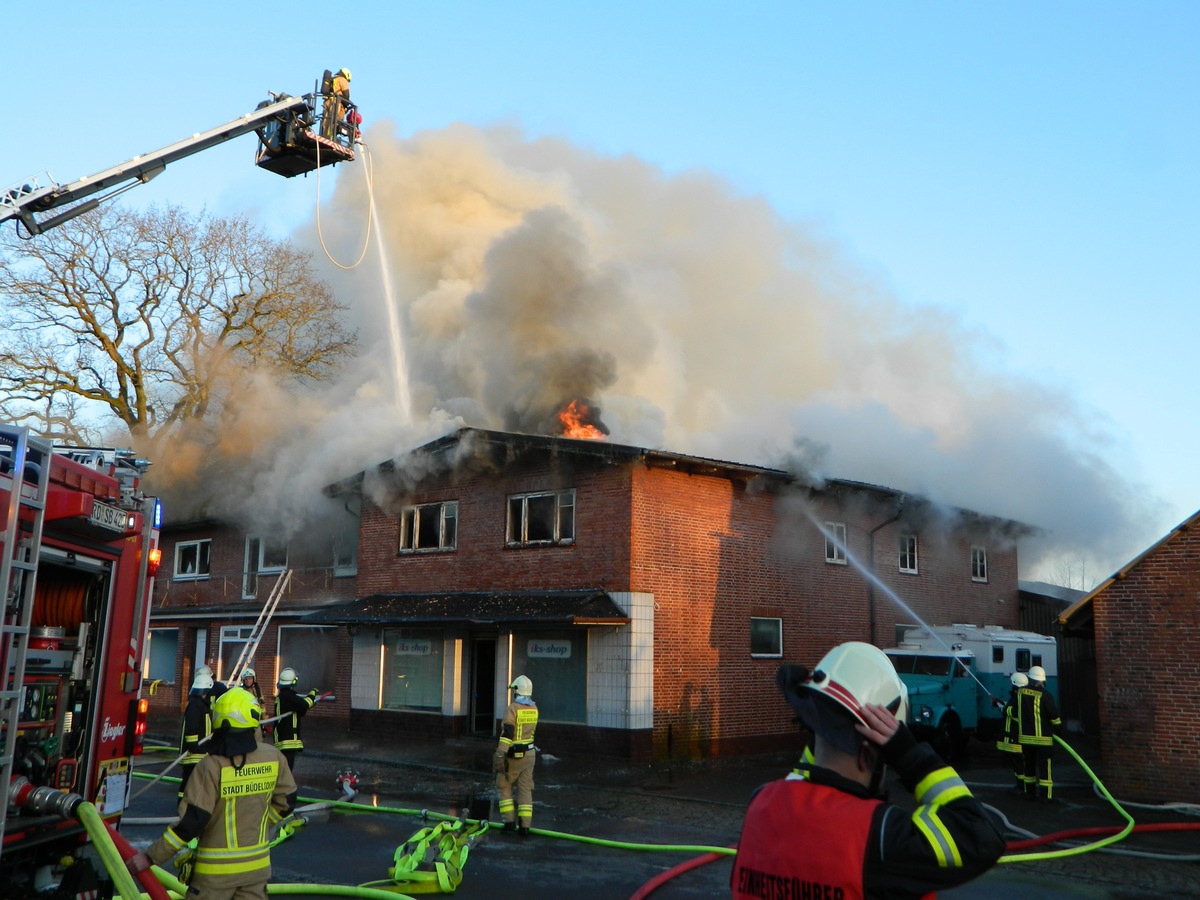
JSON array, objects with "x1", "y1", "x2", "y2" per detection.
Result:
[{"x1": 302, "y1": 588, "x2": 630, "y2": 627}]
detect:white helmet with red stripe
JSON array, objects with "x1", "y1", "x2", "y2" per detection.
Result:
[
  {"x1": 777, "y1": 642, "x2": 908, "y2": 756},
  {"x1": 808, "y1": 641, "x2": 907, "y2": 726}
]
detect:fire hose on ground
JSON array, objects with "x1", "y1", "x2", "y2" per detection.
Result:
[{"x1": 125, "y1": 731, "x2": 1200, "y2": 898}]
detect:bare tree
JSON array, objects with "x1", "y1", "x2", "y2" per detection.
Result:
[{"x1": 0, "y1": 204, "x2": 356, "y2": 448}]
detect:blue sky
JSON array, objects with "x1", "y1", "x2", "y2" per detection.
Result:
[{"x1": 5, "y1": 3, "x2": 1197, "y2": 584}]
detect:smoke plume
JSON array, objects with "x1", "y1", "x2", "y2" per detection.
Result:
[{"x1": 160, "y1": 119, "x2": 1166, "y2": 582}]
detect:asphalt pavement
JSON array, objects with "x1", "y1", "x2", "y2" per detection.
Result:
[{"x1": 128, "y1": 722, "x2": 1199, "y2": 898}]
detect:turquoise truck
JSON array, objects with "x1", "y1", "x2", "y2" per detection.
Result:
[{"x1": 884, "y1": 624, "x2": 1058, "y2": 761}]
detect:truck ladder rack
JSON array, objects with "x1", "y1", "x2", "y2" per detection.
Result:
[{"x1": 0, "y1": 427, "x2": 52, "y2": 856}]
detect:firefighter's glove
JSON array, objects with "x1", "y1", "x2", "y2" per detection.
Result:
[
  {"x1": 307, "y1": 689, "x2": 319, "y2": 698},
  {"x1": 493, "y1": 753, "x2": 506, "y2": 774}
]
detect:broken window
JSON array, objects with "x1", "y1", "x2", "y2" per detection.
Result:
[
  {"x1": 971, "y1": 546, "x2": 988, "y2": 582},
  {"x1": 507, "y1": 489, "x2": 575, "y2": 546},
  {"x1": 898, "y1": 534, "x2": 919, "y2": 574},
  {"x1": 399, "y1": 500, "x2": 458, "y2": 553}
]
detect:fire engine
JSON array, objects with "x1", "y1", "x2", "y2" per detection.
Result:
[
  {"x1": 1, "y1": 426, "x2": 160, "y2": 896},
  {"x1": 1, "y1": 72, "x2": 359, "y2": 897}
]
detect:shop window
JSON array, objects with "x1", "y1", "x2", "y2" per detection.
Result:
[
  {"x1": 382, "y1": 628, "x2": 444, "y2": 711},
  {"x1": 279, "y1": 625, "x2": 338, "y2": 693},
  {"x1": 144, "y1": 629, "x2": 178, "y2": 683},
  {"x1": 511, "y1": 630, "x2": 586, "y2": 723}
]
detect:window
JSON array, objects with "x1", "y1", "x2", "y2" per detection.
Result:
[
  {"x1": 243, "y1": 535, "x2": 287, "y2": 598},
  {"x1": 992, "y1": 646, "x2": 1004, "y2": 664},
  {"x1": 824, "y1": 522, "x2": 848, "y2": 564},
  {"x1": 750, "y1": 617, "x2": 783, "y2": 658},
  {"x1": 1015, "y1": 648, "x2": 1032, "y2": 672},
  {"x1": 333, "y1": 495, "x2": 360, "y2": 576},
  {"x1": 279, "y1": 625, "x2": 338, "y2": 693},
  {"x1": 143, "y1": 629, "x2": 178, "y2": 683},
  {"x1": 218, "y1": 625, "x2": 254, "y2": 683},
  {"x1": 511, "y1": 630, "x2": 587, "y2": 723},
  {"x1": 507, "y1": 490, "x2": 575, "y2": 546},
  {"x1": 399, "y1": 500, "x2": 458, "y2": 553},
  {"x1": 971, "y1": 546, "x2": 988, "y2": 582},
  {"x1": 174, "y1": 540, "x2": 211, "y2": 580},
  {"x1": 382, "y1": 628, "x2": 444, "y2": 711},
  {"x1": 898, "y1": 534, "x2": 918, "y2": 574}
]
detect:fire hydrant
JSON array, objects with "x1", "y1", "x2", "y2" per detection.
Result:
[{"x1": 335, "y1": 769, "x2": 360, "y2": 800}]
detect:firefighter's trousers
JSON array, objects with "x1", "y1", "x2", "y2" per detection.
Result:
[
  {"x1": 496, "y1": 749, "x2": 536, "y2": 827},
  {"x1": 1021, "y1": 744, "x2": 1054, "y2": 799}
]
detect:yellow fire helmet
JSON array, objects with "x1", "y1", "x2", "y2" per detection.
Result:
[{"x1": 213, "y1": 687, "x2": 262, "y2": 731}]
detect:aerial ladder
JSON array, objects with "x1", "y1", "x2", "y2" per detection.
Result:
[{"x1": 1, "y1": 72, "x2": 358, "y2": 237}]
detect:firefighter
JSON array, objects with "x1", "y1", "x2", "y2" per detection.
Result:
[
  {"x1": 494, "y1": 674, "x2": 538, "y2": 835},
  {"x1": 1017, "y1": 664, "x2": 1062, "y2": 801},
  {"x1": 242, "y1": 667, "x2": 268, "y2": 740},
  {"x1": 731, "y1": 642, "x2": 1005, "y2": 899},
  {"x1": 126, "y1": 687, "x2": 296, "y2": 899},
  {"x1": 322, "y1": 67, "x2": 351, "y2": 139},
  {"x1": 995, "y1": 672, "x2": 1028, "y2": 789},
  {"x1": 178, "y1": 669, "x2": 213, "y2": 801},
  {"x1": 274, "y1": 667, "x2": 319, "y2": 779}
]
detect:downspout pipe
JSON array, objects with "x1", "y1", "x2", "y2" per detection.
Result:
[{"x1": 867, "y1": 500, "x2": 904, "y2": 645}]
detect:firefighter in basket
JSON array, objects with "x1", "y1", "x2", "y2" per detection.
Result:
[
  {"x1": 731, "y1": 641, "x2": 1005, "y2": 899},
  {"x1": 494, "y1": 675, "x2": 538, "y2": 835},
  {"x1": 127, "y1": 687, "x2": 296, "y2": 899}
]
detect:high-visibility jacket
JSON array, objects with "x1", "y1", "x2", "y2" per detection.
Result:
[
  {"x1": 732, "y1": 740, "x2": 1005, "y2": 899},
  {"x1": 179, "y1": 692, "x2": 212, "y2": 765},
  {"x1": 996, "y1": 690, "x2": 1022, "y2": 754},
  {"x1": 274, "y1": 686, "x2": 316, "y2": 752},
  {"x1": 497, "y1": 697, "x2": 537, "y2": 755},
  {"x1": 1016, "y1": 685, "x2": 1061, "y2": 747},
  {"x1": 146, "y1": 741, "x2": 296, "y2": 889}
]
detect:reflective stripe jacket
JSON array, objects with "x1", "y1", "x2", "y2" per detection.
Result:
[
  {"x1": 179, "y1": 693, "x2": 212, "y2": 765},
  {"x1": 1016, "y1": 685, "x2": 1061, "y2": 747},
  {"x1": 497, "y1": 697, "x2": 538, "y2": 754},
  {"x1": 996, "y1": 690, "x2": 1022, "y2": 753},
  {"x1": 732, "y1": 741, "x2": 1005, "y2": 899},
  {"x1": 274, "y1": 686, "x2": 316, "y2": 752},
  {"x1": 146, "y1": 741, "x2": 296, "y2": 888}
]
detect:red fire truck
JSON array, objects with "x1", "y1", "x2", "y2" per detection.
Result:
[{"x1": 1, "y1": 425, "x2": 161, "y2": 897}]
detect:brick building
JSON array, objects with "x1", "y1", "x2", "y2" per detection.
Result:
[
  {"x1": 143, "y1": 506, "x2": 359, "y2": 735},
  {"x1": 302, "y1": 428, "x2": 1023, "y2": 761},
  {"x1": 1058, "y1": 510, "x2": 1200, "y2": 803}
]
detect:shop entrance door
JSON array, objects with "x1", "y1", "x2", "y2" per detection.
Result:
[{"x1": 470, "y1": 637, "x2": 497, "y2": 734}]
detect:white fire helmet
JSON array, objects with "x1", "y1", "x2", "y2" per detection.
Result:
[
  {"x1": 510, "y1": 675, "x2": 533, "y2": 697},
  {"x1": 196, "y1": 665, "x2": 213, "y2": 678},
  {"x1": 242, "y1": 668, "x2": 256, "y2": 681},
  {"x1": 278, "y1": 667, "x2": 299, "y2": 686},
  {"x1": 1028, "y1": 665, "x2": 1047, "y2": 683},
  {"x1": 1011, "y1": 672, "x2": 1029, "y2": 688},
  {"x1": 192, "y1": 670, "x2": 214, "y2": 691},
  {"x1": 808, "y1": 642, "x2": 908, "y2": 726}
]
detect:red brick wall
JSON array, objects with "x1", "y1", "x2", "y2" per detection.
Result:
[
  {"x1": 1093, "y1": 523, "x2": 1200, "y2": 802},
  {"x1": 630, "y1": 473, "x2": 1020, "y2": 759},
  {"x1": 356, "y1": 458, "x2": 633, "y2": 594}
]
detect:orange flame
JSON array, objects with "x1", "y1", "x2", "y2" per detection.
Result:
[{"x1": 558, "y1": 399, "x2": 606, "y2": 440}]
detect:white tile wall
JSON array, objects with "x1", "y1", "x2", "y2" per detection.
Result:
[
  {"x1": 350, "y1": 628, "x2": 382, "y2": 709},
  {"x1": 587, "y1": 591, "x2": 655, "y2": 730}
]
